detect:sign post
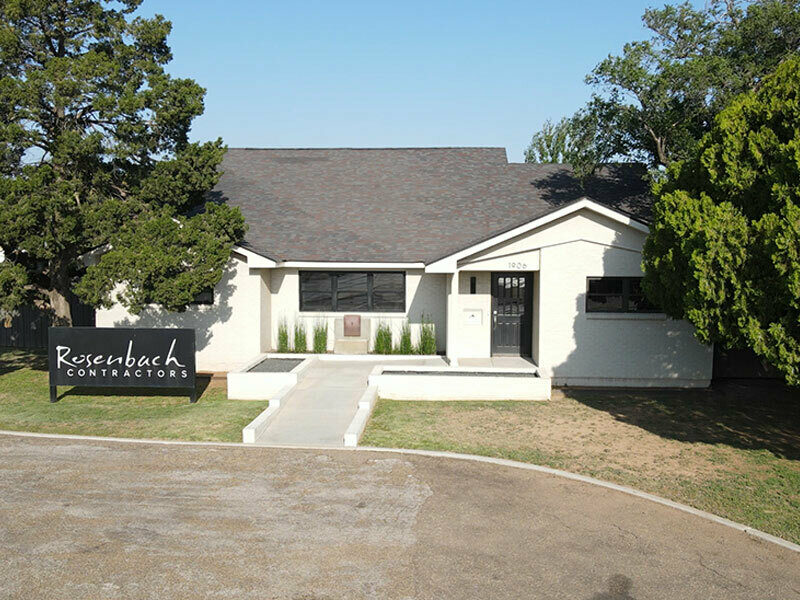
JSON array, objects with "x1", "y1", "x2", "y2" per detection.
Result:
[{"x1": 48, "y1": 327, "x2": 197, "y2": 403}]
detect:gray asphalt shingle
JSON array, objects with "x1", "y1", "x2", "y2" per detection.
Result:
[{"x1": 210, "y1": 147, "x2": 652, "y2": 263}]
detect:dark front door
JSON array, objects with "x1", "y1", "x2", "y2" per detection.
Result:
[{"x1": 491, "y1": 272, "x2": 533, "y2": 356}]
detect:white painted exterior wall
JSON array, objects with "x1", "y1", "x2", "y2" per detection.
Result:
[
  {"x1": 448, "y1": 208, "x2": 713, "y2": 386},
  {"x1": 268, "y1": 268, "x2": 447, "y2": 352},
  {"x1": 454, "y1": 271, "x2": 492, "y2": 357},
  {"x1": 97, "y1": 204, "x2": 713, "y2": 386},
  {"x1": 96, "y1": 252, "x2": 265, "y2": 372}
]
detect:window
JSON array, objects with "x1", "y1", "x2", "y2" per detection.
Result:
[
  {"x1": 299, "y1": 272, "x2": 333, "y2": 311},
  {"x1": 586, "y1": 277, "x2": 657, "y2": 313},
  {"x1": 191, "y1": 287, "x2": 214, "y2": 305},
  {"x1": 469, "y1": 276, "x2": 477, "y2": 294},
  {"x1": 372, "y1": 272, "x2": 405, "y2": 311},
  {"x1": 336, "y1": 272, "x2": 369, "y2": 311},
  {"x1": 299, "y1": 271, "x2": 405, "y2": 312}
]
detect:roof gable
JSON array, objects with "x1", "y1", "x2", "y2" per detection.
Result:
[{"x1": 425, "y1": 199, "x2": 650, "y2": 272}]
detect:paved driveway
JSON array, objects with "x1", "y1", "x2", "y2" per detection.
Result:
[{"x1": 1, "y1": 433, "x2": 798, "y2": 599}]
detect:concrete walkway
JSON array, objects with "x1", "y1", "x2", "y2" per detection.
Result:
[
  {"x1": 2, "y1": 434, "x2": 798, "y2": 599},
  {"x1": 457, "y1": 356, "x2": 537, "y2": 368},
  {"x1": 256, "y1": 357, "x2": 445, "y2": 446}
]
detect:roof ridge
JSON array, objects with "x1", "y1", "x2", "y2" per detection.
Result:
[{"x1": 227, "y1": 146, "x2": 507, "y2": 151}]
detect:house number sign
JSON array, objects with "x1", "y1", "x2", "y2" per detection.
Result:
[{"x1": 507, "y1": 261, "x2": 528, "y2": 270}]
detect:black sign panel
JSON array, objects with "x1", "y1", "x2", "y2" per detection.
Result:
[{"x1": 48, "y1": 327, "x2": 196, "y2": 402}]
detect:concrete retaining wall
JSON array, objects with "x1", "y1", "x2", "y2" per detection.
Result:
[
  {"x1": 228, "y1": 356, "x2": 312, "y2": 401},
  {"x1": 368, "y1": 366, "x2": 551, "y2": 401}
]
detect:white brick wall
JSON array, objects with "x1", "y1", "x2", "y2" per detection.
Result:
[
  {"x1": 96, "y1": 206, "x2": 714, "y2": 384},
  {"x1": 95, "y1": 252, "x2": 264, "y2": 372},
  {"x1": 451, "y1": 208, "x2": 713, "y2": 386},
  {"x1": 537, "y1": 240, "x2": 712, "y2": 386},
  {"x1": 268, "y1": 268, "x2": 447, "y2": 352}
]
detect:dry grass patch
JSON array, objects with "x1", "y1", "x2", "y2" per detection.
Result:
[{"x1": 362, "y1": 382, "x2": 800, "y2": 544}]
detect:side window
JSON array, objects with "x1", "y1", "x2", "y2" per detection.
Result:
[
  {"x1": 586, "y1": 277, "x2": 657, "y2": 313},
  {"x1": 191, "y1": 287, "x2": 214, "y2": 305},
  {"x1": 586, "y1": 278, "x2": 624, "y2": 312}
]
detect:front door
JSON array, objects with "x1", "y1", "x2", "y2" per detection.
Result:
[{"x1": 491, "y1": 272, "x2": 533, "y2": 356}]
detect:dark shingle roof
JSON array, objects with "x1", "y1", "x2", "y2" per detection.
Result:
[{"x1": 210, "y1": 148, "x2": 652, "y2": 263}]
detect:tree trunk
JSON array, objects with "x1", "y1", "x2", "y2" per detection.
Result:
[
  {"x1": 48, "y1": 264, "x2": 73, "y2": 326},
  {"x1": 48, "y1": 287, "x2": 73, "y2": 326}
]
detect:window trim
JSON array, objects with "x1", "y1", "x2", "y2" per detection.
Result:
[
  {"x1": 299, "y1": 271, "x2": 406, "y2": 313},
  {"x1": 585, "y1": 276, "x2": 658, "y2": 314}
]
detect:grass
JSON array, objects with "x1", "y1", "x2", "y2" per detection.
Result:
[
  {"x1": 362, "y1": 382, "x2": 800, "y2": 544},
  {"x1": 0, "y1": 347, "x2": 266, "y2": 442}
]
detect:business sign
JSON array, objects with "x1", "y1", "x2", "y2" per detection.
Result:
[{"x1": 48, "y1": 327, "x2": 196, "y2": 403}]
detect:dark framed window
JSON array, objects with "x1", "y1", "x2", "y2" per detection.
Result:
[
  {"x1": 299, "y1": 271, "x2": 405, "y2": 312},
  {"x1": 586, "y1": 277, "x2": 658, "y2": 313},
  {"x1": 191, "y1": 287, "x2": 214, "y2": 305}
]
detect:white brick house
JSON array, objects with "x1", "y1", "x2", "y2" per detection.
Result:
[{"x1": 97, "y1": 147, "x2": 713, "y2": 387}]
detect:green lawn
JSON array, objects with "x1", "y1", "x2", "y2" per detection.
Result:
[
  {"x1": 0, "y1": 347, "x2": 265, "y2": 442},
  {"x1": 362, "y1": 384, "x2": 800, "y2": 544}
]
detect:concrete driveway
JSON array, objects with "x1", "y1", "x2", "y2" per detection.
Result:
[{"x1": 1, "y1": 433, "x2": 798, "y2": 599}]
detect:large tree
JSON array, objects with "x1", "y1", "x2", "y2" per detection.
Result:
[
  {"x1": 0, "y1": 0, "x2": 245, "y2": 324},
  {"x1": 642, "y1": 56, "x2": 800, "y2": 385},
  {"x1": 526, "y1": 0, "x2": 800, "y2": 172},
  {"x1": 523, "y1": 111, "x2": 616, "y2": 182}
]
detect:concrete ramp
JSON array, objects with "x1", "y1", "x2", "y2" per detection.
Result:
[{"x1": 255, "y1": 357, "x2": 445, "y2": 446}]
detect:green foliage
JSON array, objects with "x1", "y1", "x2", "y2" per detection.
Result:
[
  {"x1": 643, "y1": 56, "x2": 800, "y2": 385},
  {"x1": 528, "y1": 0, "x2": 800, "y2": 170},
  {"x1": 398, "y1": 321, "x2": 413, "y2": 355},
  {"x1": 293, "y1": 322, "x2": 307, "y2": 353},
  {"x1": 0, "y1": 261, "x2": 28, "y2": 317},
  {"x1": 0, "y1": 1, "x2": 245, "y2": 323},
  {"x1": 525, "y1": 110, "x2": 616, "y2": 182},
  {"x1": 312, "y1": 321, "x2": 328, "y2": 354},
  {"x1": 277, "y1": 320, "x2": 290, "y2": 353},
  {"x1": 524, "y1": 118, "x2": 571, "y2": 163},
  {"x1": 416, "y1": 316, "x2": 437, "y2": 355},
  {"x1": 373, "y1": 322, "x2": 393, "y2": 355},
  {"x1": 75, "y1": 203, "x2": 244, "y2": 313}
]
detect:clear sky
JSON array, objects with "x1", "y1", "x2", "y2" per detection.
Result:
[{"x1": 141, "y1": 1, "x2": 662, "y2": 162}]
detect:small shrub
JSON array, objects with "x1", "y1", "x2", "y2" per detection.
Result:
[
  {"x1": 398, "y1": 321, "x2": 413, "y2": 355},
  {"x1": 277, "y1": 319, "x2": 290, "y2": 353},
  {"x1": 417, "y1": 315, "x2": 436, "y2": 355},
  {"x1": 312, "y1": 321, "x2": 328, "y2": 353},
  {"x1": 373, "y1": 322, "x2": 393, "y2": 355},
  {"x1": 293, "y1": 322, "x2": 307, "y2": 353}
]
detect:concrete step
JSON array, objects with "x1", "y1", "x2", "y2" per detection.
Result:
[{"x1": 333, "y1": 338, "x2": 369, "y2": 354}]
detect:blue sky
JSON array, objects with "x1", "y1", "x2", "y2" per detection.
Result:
[{"x1": 143, "y1": 1, "x2": 661, "y2": 162}]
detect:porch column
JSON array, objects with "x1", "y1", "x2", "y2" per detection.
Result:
[{"x1": 445, "y1": 271, "x2": 459, "y2": 366}]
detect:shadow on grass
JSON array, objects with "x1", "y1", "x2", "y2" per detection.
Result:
[
  {"x1": 563, "y1": 380, "x2": 800, "y2": 461},
  {"x1": 55, "y1": 375, "x2": 212, "y2": 402},
  {"x1": 0, "y1": 347, "x2": 48, "y2": 376}
]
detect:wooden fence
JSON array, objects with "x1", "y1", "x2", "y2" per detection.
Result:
[{"x1": 0, "y1": 299, "x2": 95, "y2": 349}]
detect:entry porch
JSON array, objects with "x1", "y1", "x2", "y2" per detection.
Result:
[{"x1": 442, "y1": 269, "x2": 540, "y2": 367}]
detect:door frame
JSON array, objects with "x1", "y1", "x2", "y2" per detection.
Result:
[{"x1": 490, "y1": 271, "x2": 534, "y2": 357}]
